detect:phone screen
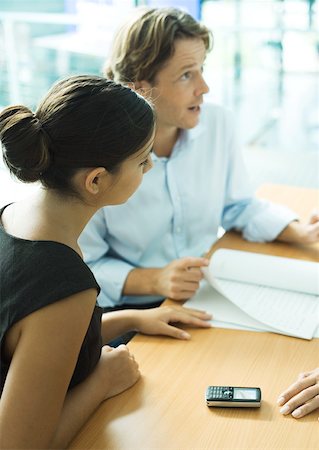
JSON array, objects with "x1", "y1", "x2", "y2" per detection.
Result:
[{"x1": 233, "y1": 388, "x2": 258, "y2": 400}]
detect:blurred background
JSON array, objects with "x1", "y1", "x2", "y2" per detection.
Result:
[{"x1": 0, "y1": 0, "x2": 318, "y2": 204}]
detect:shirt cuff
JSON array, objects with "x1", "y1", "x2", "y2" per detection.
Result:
[
  {"x1": 91, "y1": 258, "x2": 134, "y2": 307},
  {"x1": 242, "y1": 202, "x2": 299, "y2": 242}
]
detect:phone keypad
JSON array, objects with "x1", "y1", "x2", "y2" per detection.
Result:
[{"x1": 207, "y1": 386, "x2": 234, "y2": 400}]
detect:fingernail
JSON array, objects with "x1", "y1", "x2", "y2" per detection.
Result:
[
  {"x1": 181, "y1": 331, "x2": 191, "y2": 339},
  {"x1": 280, "y1": 405, "x2": 290, "y2": 414},
  {"x1": 277, "y1": 396, "x2": 285, "y2": 406},
  {"x1": 292, "y1": 408, "x2": 302, "y2": 418},
  {"x1": 203, "y1": 258, "x2": 210, "y2": 265}
]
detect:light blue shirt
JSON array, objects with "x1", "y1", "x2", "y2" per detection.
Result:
[{"x1": 79, "y1": 103, "x2": 298, "y2": 307}]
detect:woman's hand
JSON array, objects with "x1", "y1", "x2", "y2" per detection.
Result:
[
  {"x1": 277, "y1": 368, "x2": 319, "y2": 419},
  {"x1": 95, "y1": 345, "x2": 140, "y2": 400},
  {"x1": 154, "y1": 257, "x2": 209, "y2": 300},
  {"x1": 132, "y1": 305, "x2": 212, "y2": 340}
]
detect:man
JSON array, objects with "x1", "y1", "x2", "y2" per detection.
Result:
[{"x1": 79, "y1": 7, "x2": 319, "y2": 309}]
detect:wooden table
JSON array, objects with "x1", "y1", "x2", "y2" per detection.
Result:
[{"x1": 69, "y1": 184, "x2": 319, "y2": 450}]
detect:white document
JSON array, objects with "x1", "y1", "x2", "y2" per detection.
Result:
[{"x1": 186, "y1": 249, "x2": 319, "y2": 340}]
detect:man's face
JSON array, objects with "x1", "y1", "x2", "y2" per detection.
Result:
[{"x1": 143, "y1": 38, "x2": 209, "y2": 133}]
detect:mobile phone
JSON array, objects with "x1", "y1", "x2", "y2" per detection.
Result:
[{"x1": 205, "y1": 386, "x2": 261, "y2": 407}]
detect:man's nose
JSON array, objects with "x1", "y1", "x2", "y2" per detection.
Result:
[{"x1": 195, "y1": 74, "x2": 209, "y2": 96}]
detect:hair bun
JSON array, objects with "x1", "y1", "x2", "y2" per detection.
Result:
[{"x1": 0, "y1": 105, "x2": 51, "y2": 182}]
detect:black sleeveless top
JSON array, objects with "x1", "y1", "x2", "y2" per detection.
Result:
[{"x1": 0, "y1": 204, "x2": 103, "y2": 394}]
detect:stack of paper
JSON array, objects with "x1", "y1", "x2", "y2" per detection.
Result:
[{"x1": 186, "y1": 249, "x2": 319, "y2": 340}]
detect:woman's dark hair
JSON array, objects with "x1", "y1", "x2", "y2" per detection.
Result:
[{"x1": 0, "y1": 75, "x2": 155, "y2": 195}]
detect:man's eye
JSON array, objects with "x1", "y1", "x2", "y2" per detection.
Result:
[
  {"x1": 140, "y1": 159, "x2": 149, "y2": 167},
  {"x1": 181, "y1": 72, "x2": 191, "y2": 80}
]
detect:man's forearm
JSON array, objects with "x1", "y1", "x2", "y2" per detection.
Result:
[
  {"x1": 276, "y1": 221, "x2": 302, "y2": 244},
  {"x1": 122, "y1": 267, "x2": 160, "y2": 296}
]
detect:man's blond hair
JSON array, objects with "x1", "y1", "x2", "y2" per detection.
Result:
[{"x1": 105, "y1": 7, "x2": 212, "y2": 84}]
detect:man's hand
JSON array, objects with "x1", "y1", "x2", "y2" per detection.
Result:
[
  {"x1": 277, "y1": 210, "x2": 319, "y2": 245},
  {"x1": 154, "y1": 257, "x2": 209, "y2": 300},
  {"x1": 123, "y1": 256, "x2": 209, "y2": 298}
]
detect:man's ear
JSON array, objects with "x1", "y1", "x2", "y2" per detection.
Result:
[
  {"x1": 84, "y1": 167, "x2": 107, "y2": 194},
  {"x1": 133, "y1": 80, "x2": 153, "y2": 98}
]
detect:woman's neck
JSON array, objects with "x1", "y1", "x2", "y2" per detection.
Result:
[{"x1": 3, "y1": 189, "x2": 97, "y2": 256}]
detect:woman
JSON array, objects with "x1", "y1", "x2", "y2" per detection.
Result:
[{"x1": 0, "y1": 75, "x2": 211, "y2": 449}]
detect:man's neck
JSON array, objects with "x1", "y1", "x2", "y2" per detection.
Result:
[{"x1": 153, "y1": 126, "x2": 181, "y2": 158}]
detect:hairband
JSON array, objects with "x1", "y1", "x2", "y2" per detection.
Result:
[
  {"x1": 32, "y1": 114, "x2": 54, "y2": 175},
  {"x1": 33, "y1": 114, "x2": 54, "y2": 149}
]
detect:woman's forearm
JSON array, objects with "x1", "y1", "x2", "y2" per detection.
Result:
[
  {"x1": 50, "y1": 369, "x2": 104, "y2": 449},
  {"x1": 101, "y1": 310, "x2": 138, "y2": 344}
]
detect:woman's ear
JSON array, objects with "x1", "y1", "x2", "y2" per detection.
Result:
[{"x1": 84, "y1": 167, "x2": 107, "y2": 194}]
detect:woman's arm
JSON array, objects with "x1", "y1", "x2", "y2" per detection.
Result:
[
  {"x1": 51, "y1": 344, "x2": 139, "y2": 448},
  {"x1": 0, "y1": 289, "x2": 139, "y2": 449},
  {"x1": 101, "y1": 305, "x2": 212, "y2": 344}
]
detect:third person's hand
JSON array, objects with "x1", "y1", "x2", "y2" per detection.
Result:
[{"x1": 277, "y1": 368, "x2": 319, "y2": 419}]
